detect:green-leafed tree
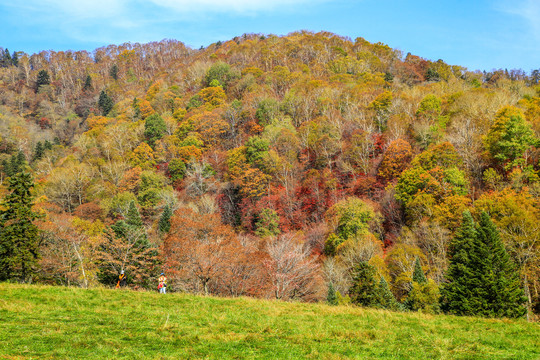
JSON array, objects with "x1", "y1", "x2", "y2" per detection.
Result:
[
  {"x1": 327, "y1": 282, "x2": 338, "y2": 305},
  {"x1": 83, "y1": 75, "x2": 92, "y2": 92},
  {"x1": 158, "y1": 205, "x2": 172, "y2": 234},
  {"x1": 474, "y1": 212, "x2": 526, "y2": 318},
  {"x1": 378, "y1": 276, "x2": 402, "y2": 311},
  {"x1": 98, "y1": 90, "x2": 114, "y2": 116},
  {"x1": 412, "y1": 256, "x2": 427, "y2": 284},
  {"x1": 96, "y1": 201, "x2": 157, "y2": 288},
  {"x1": 0, "y1": 172, "x2": 40, "y2": 282},
  {"x1": 441, "y1": 211, "x2": 526, "y2": 318},
  {"x1": 349, "y1": 261, "x2": 379, "y2": 307},
  {"x1": 109, "y1": 64, "x2": 118, "y2": 80},
  {"x1": 36, "y1": 70, "x2": 50, "y2": 92},
  {"x1": 144, "y1": 113, "x2": 167, "y2": 148}
]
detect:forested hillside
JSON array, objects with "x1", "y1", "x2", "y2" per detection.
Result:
[{"x1": 0, "y1": 31, "x2": 538, "y2": 318}]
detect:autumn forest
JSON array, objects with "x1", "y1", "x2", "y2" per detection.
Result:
[{"x1": 0, "y1": 31, "x2": 538, "y2": 319}]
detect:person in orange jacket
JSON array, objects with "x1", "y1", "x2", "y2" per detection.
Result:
[
  {"x1": 158, "y1": 273, "x2": 167, "y2": 294},
  {"x1": 116, "y1": 270, "x2": 127, "y2": 288}
]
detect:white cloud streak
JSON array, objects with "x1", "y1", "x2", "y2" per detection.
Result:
[{"x1": 497, "y1": 0, "x2": 540, "y2": 39}]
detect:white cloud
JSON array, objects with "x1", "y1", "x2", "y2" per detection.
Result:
[
  {"x1": 497, "y1": 0, "x2": 540, "y2": 39},
  {"x1": 148, "y1": 0, "x2": 323, "y2": 14}
]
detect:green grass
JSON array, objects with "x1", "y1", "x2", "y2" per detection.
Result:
[{"x1": 0, "y1": 283, "x2": 538, "y2": 359}]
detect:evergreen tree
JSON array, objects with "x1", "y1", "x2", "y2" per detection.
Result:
[
  {"x1": 109, "y1": 64, "x2": 118, "y2": 80},
  {"x1": 11, "y1": 51, "x2": 18, "y2": 67},
  {"x1": 474, "y1": 212, "x2": 526, "y2": 318},
  {"x1": 441, "y1": 211, "x2": 480, "y2": 315},
  {"x1": 83, "y1": 75, "x2": 92, "y2": 92},
  {"x1": 327, "y1": 282, "x2": 338, "y2": 305},
  {"x1": 144, "y1": 113, "x2": 166, "y2": 148},
  {"x1": 0, "y1": 172, "x2": 40, "y2": 282},
  {"x1": 33, "y1": 142, "x2": 44, "y2": 161},
  {"x1": 44, "y1": 140, "x2": 53, "y2": 150},
  {"x1": 1, "y1": 48, "x2": 11, "y2": 67},
  {"x1": 441, "y1": 211, "x2": 526, "y2": 318},
  {"x1": 126, "y1": 201, "x2": 144, "y2": 229},
  {"x1": 158, "y1": 204, "x2": 172, "y2": 233},
  {"x1": 98, "y1": 90, "x2": 114, "y2": 116},
  {"x1": 412, "y1": 256, "x2": 427, "y2": 284},
  {"x1": 378, "y1": 276, "x2": 402, "y2": 311},
  {"x1": 36, "y1": 70, "x2": 50, "y2": 92},
  {"x1": 349, "y1": 261, "x2": 379, "y2": 307}
]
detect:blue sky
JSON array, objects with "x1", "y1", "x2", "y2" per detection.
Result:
[{"x1": 1, "y1": 0, "x2": 539, "y2": 72}]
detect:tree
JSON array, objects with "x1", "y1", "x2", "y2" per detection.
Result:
[
  {"x1": 109, "y1": 64, "x2": 119, "y2": 80},
  {"x1": 484, "y1": 107, "x2": 536, "y2": 169},
  {"x1": 412, "y1": 256, "x2": 427, "y2": 284},
  {"x1": 36, "y1": 70, "x2": 50, "y2": 92},
  {"x1": 349, "y1": 261, "x2": 379, "y2": 307},
  {"x1": 441, "y1": 211, "x2": 526, "y2": 318},
  {"x1": 327, "y1": 281, "x2": 338, "y2": 305},
  {"x1": 98, "y1": 90, "x2": 114, "y2": 116},
  {"x1": 96, "y1": 201, "x2": 156, "y2": 289},
  {"x1": 263, "y1": 234, "x2": 322, "y2": 300},
  {"x1": 158, "y1": 204, "x2": 172, "y2": 234},
  {"x1": 144, "y1": 113, "x2": 167, "y2": 148},
  {"x1": 0, "y1": 172, "x2": 40, "y2": 282},
  {"x1": 378, "y1": 276, "x2": 402, "y2": 311},
  {"x1": 83, "y1": 75, "x2": 92, "y2": 92}
]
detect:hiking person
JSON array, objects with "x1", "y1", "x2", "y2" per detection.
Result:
[
  {"x1": 158, "y1": 273, "x2": 167, "y2": 294},
  {"x1": 116, "y1": 270, "x2": 127, "y2": 288}
]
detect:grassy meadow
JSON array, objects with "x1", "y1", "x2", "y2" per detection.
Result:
[{"x1": 0, "y1": 283, "x2": 538, "y2": 359}]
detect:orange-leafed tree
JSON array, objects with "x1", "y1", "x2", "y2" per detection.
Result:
[{"x1": 162, "y1": 207, "x2": 237, "y2": 295}]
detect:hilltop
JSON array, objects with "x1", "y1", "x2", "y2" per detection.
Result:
[{"x1": 0, "y1": 31, "x2": 538, "y2": 318}]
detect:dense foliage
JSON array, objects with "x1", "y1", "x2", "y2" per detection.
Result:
[{"x1": 0, "y1": 31, "x2": 538, "y2": 319}]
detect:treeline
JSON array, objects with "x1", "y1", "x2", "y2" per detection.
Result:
[{"x1": 0, "y1": 31, "x2": 538, "y2": 320}]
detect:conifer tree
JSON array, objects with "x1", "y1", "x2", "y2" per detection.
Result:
[
  {"x1": 378, "y1": 276, "x2": 402, "y2": 311},
  {"x1": 158, "y1": 204, "x2": 172, "y2": 233},
  {"x1": 33, "y1": 142, "x2": 44, "y2": 161},
  {"x1": 36, "y1": 70, "x2": 50, "y2": 92},
  {"x1": 109, "y1": 64, "x2": 118, "y2": 80},
  {"x1": 98, "y1": 90, "x2": 114, "y2": 116},
  {"x1": 474, "y1": 212, "x2": 526, "y2": 318},
  {"x1": 412, "y1": 256, "x2": 427, "y2": 284},
  {"x1": 349, "y1": 261, "x2": 379, "y2": 307},
  {"x1": 327, "y1": 282, "x2": 338, "y2": 305},
  {"x1": 11, "y1": 51, "x2": 18, "y2": 67},
  {"x1": 0, "y1": 172, "x2": 40, "y2": 282},
  {"x1": 83, "y1": 75, "x2": 92, "y2": 91},
  {"x1": 441, "y1": 211, "x2": 480, "y2": 315},
  {"x1": 441, "y1": 211, "x2": 526, "y2": 318}
]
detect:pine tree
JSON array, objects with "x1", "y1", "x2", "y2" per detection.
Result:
[
  {"x1": 327, "y1": 282, "x2": 338, "y2": 305},
  {"x1": 378, "y1": 276, "x2": 402, "y2": 311},
  {"x1": 11, "y1": 51, "x2": 18, "y2": 67},
  {"x1": 412, "y1": 256, "x2": 427, "y2": 284},
  {"x1": 44, "y1": 140, "x2": 53, "y2": 150},
  {"x1": 441, "y1": 211, "x2": 480, "y2": 315},
  {"x1": 158, "y1": 204, "x2": 172, "y2": 233},
  {"x1": 83, "y1": 75, "x2": 92, "y2": 92},
  {"x1": 475, "y1": 212, "x2": 526, "y2": 318},
  {"x1": 441, "y1": 211, "x2": 526, "y2": 318},
  {"x1": 36, "y1": 70, "x2": 50, "y2": 92},
  {"x1": 109, "y1": 64, "x2": 118, "y2": 80},
  {"x1": 349, "y1": 261, "x2": 379, "y2": 307},
  {"x1": 33, "y1": 142, "x2": 44, "y2": 161},
  {"x1": 0, "y1": 172, "x2": 40, "y2": 282},
  {"x1": 98, "y1": 90, "x2": 114, "y2": 116},
  {"x1": 126, "y1": 201, "x2": 144, "y2": 229}
]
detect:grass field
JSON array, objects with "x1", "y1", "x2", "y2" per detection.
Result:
[{"x1": 0, "y1": 283, "x2": 538, "y2": 359}]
